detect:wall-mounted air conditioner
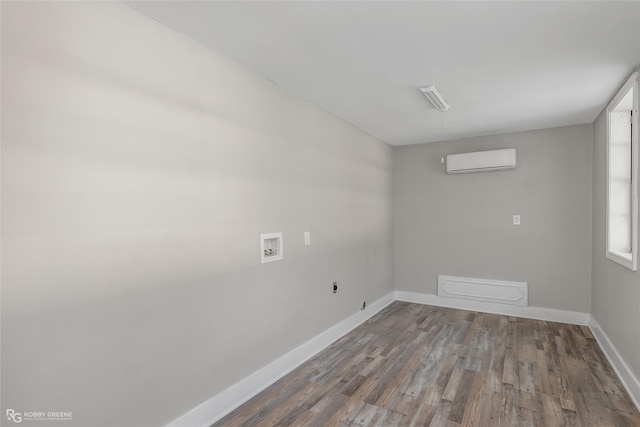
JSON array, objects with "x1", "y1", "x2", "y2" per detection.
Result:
[{"x1": 446, "y1": 148, "x2": 517, "y2": 174}]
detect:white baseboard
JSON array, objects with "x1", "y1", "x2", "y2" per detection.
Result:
[
  {"x1": 167, "y1": 291, "x2": 396, "y2": 427},
  {"x1": 589, "y1": 315, "x2": 640, "y2": 412},
  {"x1": 395, "y1": 291, "x2": 590, "y2": 325}
]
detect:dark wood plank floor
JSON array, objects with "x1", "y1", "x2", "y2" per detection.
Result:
[{"x1": 214, "y1": 302, "x2": 640, "y2": 426}]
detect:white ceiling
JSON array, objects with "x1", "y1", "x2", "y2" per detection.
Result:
[{"x1": 126, "y1": 1, "x2": 640, "y2": 146}]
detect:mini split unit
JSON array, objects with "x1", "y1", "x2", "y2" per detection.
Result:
[{"x1": 446, "y1": 148, "x2": 517, "y2": 174}]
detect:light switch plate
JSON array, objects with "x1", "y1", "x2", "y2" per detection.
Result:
[
  {"x1": 304, "y1": 231, "x2": 311, "y2": 246},
  {"x1": 513, "y1": 215, "x2": 521, "y2": 226}
]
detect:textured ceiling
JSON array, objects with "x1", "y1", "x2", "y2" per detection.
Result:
[{"x1": 126, "y1": 1, "x2": 640, "y2": 146}]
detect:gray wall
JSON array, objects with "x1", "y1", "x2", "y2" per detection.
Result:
[
  {"x1": 1, "y1": 3, "x2": 393, "y2": 426},
  {"x1": 393, "y1": 125, "x2": 593, "y2": 312},
  {"x1": 591, "y1": 68, "x2": 640, "y2": 380}
]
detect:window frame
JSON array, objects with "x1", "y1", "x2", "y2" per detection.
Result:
[{"x1": 606, "y1": 71, "x2": 638, "y2": 271}]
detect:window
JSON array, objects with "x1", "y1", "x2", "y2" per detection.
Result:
[{"x1": 606, "y1": 72, "x2": 638, "y2": 271}]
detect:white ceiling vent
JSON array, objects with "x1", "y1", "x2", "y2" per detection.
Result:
[{"x1": 446, "y1": 148, "x2": 517, "y2": 174}]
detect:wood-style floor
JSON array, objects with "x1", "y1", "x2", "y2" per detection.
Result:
[{"x1": 214, "y1": 302, "x2": 640, "y2": 426}]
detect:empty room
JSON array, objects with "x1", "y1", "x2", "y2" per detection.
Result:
[{"x1": 2, "y1": 1, "x2": 640, "y2": 426}]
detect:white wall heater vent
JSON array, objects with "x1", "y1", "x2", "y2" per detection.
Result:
[
  {"x1": 438, "y1": 275, "x2": 528, "y2": 307},
  {"x1": 446, "y1": 148, "x2": 516, "y2": 174}
]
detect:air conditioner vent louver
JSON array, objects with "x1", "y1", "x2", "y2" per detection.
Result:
[{"x1": 446, "y1": 148, "x2": 516, "y2": 174}]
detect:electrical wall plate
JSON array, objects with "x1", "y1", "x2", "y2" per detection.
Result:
[{"x1": 261, "y1": 233, "x2": 283, "y2": 263}]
